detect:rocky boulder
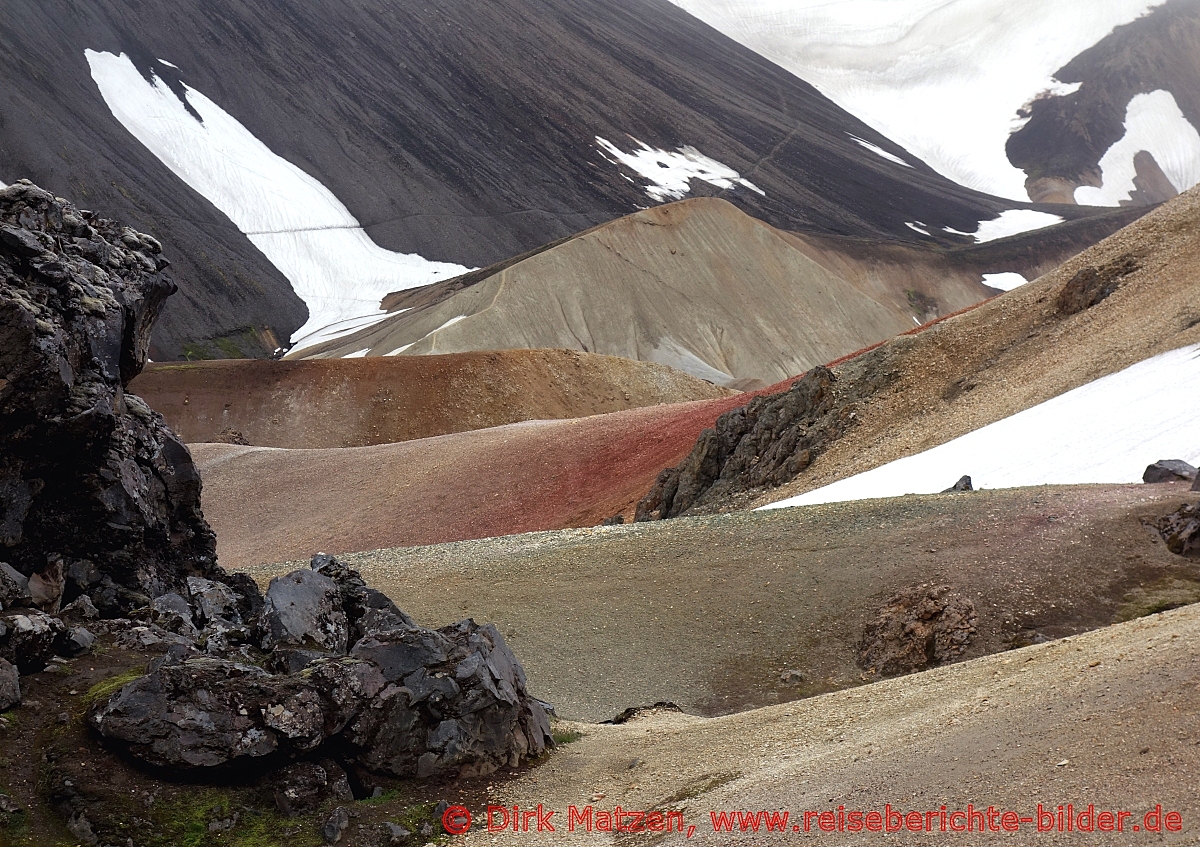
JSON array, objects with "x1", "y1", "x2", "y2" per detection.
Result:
[
  {"x1": 0, "y1": 181, "x2": 220, "y2": 612},
  {"x1": 89, "y1": 556, "x2": 553, "y2": 780},
  {"x1": 858, "y1": 584, "x2": 978, "y2": 676},
  {"x1": 1143, "y1": 460, "x2": 1198, "y2": 484},
  {"x1": 1156, "y1": 503, "x2": 1200, "y2": 557},
  {"x1": 636, "y1": 366, "x2": 853, "y2": 520}
]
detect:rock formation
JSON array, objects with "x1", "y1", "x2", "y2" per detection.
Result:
[
  {"x1": 0, "y1": 180, "x2": 220, "y2": 614},
  {"x1": 1143, "y1": 460, "x2": 1198, "y2": 484},
  {"x1": 0, "y1": 184, "x2": 551, "y2": 812},
  {"x1": 1156, "y1": 504, "x2": 1200, "y2": 558},
  {"x1": 858, "y1": 584, "x2": 978, "y2": 677},
  {"x1": 89, "y1": 555, "x2": 553, "y2": 780},
  {"x1": 635, "y1": 366, "x2": 853, "y2": 519}
]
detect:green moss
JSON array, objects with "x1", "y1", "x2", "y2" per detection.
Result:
[
  {"x1": 82, "y1": 669, "x2": 144, "y2": 708},
  {"x1": 357, "y1": 789, "x2": 399, "y2": 807},
  {"x1": 150, "y1": 792, "x2": 320, "y2": 847},
  {"x1": 1117, "y1": 578, "x2": 1200, "y2": 622}
]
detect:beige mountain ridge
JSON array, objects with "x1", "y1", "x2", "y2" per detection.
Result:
[{"x1": 297, "y1": 198, "x2": 1132, "y2": 388}]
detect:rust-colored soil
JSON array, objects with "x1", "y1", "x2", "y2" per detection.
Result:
[
  {"x1": 194, "y1": 391, "x2": 759, "y2": 570},
  {"x1": 132, "y1": 349, "x2": 732, "y2": 449}
]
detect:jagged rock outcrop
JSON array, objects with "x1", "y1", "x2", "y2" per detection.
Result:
[
  {"x1": 858, "y1": 584, "x2": 978, "y2": 676},
  {"x1": 89, "y1": 556, "x2": 553, "y2": 780},
  {"x1": 1156, "y1": 503, "x2": 1200, "y2": 558},
  {"x1": 635, "y1": 366, "x2": 852, "y2": 519},
  {"x1": 0, "y1": 180, "x2": 219, "y2": 614}
]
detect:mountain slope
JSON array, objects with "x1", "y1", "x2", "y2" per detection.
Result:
[
  {"x1": 1008, "y1": 0, "x2": 1200, "y2": 205},
  {"x1": 130, "y1": 350, "x2": 732, "y2": 449},
  {"x1": 0, "y1": 0, "x2": 1115, "y2": 358},
  {"x1": 299, "y1": 198, "x2": 1142, "y2": 386},
  {"x1": 665, "y1": 0, "x2": 1191, "y2": 203},
  {"x1": 638, "y1": 185, "x2": 1200, "y2": 517}
]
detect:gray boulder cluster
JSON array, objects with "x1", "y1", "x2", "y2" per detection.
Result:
[
  {"x1": 90, "y1": 554, "x2": 553, "y2": 780},
  {"x1": 0, "y1": 183, "x2": 551, "y2": 802}
]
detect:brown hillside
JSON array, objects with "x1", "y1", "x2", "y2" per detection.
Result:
[
  {"x1": 193, "y1": 391, "x2": 761, "y2": 570},
  {"x1": 132, "y1": 349, "x2": 731, "y2": 449},
  {"x1": 751, "y1": 185, "x2": 1200, "y2": 508}
]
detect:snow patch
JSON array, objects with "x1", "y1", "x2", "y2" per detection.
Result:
[
  {"x1": 158, "y1": 58, "x2": 179, "y2": 69},
  {"x1": 1075, "y1": 90, "x2": 1200, "y2": 206},
  {"x1": 342, "y1": 349, "x2": 371, "y2": 359},
  {"x1": 762, "y1": 344, "x2": 1200, "y2": 510},
  {"x1": 663, "y1": 0, "x2": 1160, "y2": 199},
  {"x1": 981, "y1": 272, "x2": 1029, "y2": 292},
  {"x1": 378, "y1": 315, "x2": 469, "y2": 358},
  {"x1": 945, "y1": 210, "x2": 1063, "y2": 243},
  {"x1": 596, "y1": 136, "x2": 765, "y2": 202},
  {"x1": 904, "y1": 221, "x2": 932, "y2": 236},
  {"x1": 84, "y1": 50, "x2": 471, "y2": 354},
  {"x1": 847, "y1": 134, "x2": 912, "y2": 168}
]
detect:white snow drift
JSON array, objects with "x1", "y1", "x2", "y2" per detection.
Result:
[
  {"x1": 847, "y1": 134, "x2": 912, "y2": 168},
  {"x1": 762, "y1": 343, "x2": 1200, "y2": 510},
  {"x1": 981, "y1": 272, "x2": 1029, "y2": 292},
  {"x1": 85, "y1": 50, "x2": 470, "y2": 354},
  {"x1": 664, "y1": 0, "x2": 1162, "y2": 200},
  {"x1": 596, "y1": 136, "x2": 764, "y2": 202},
  {"x1": 1075, "y1": 90, "x2": 1200, "y2": 206},
  {"x1": 945, "y1": 209, "x2": 1064, "y2": 244}
]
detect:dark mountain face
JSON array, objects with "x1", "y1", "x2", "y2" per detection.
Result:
[
  {"x1": 1008, "y1": 0, "x2": 1200, "y2": 204},
  {"x1": 2, "y1": 0, "x2": 1112, "y2": 359}
]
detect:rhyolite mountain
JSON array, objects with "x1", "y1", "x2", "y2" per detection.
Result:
[{"x1": 0, "y1": 0, "x2": 1128, "y2": 360}]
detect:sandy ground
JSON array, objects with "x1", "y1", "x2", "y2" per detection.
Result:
[
  {"x1": 757, "y1": 185, "x2": 1200, "y2": 508},
  {"x1": 242, "y1": 482, "x2": 1200, "y2": 723},
  {"x1": 464, "y1": 603, "x2": 1200, "y2": 845},
  {"x1": 133, "y1": 349, "x2": 731, "y2": 449}
]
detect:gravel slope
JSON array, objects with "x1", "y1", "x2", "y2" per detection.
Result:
[
  {"x1": 242, "y1": 482, "x2": 1200, "y2": 723},
  {"x1": 469, "y1": 603, "x2": 1200, "y2": 845}
]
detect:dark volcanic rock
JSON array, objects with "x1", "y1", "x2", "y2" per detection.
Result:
[
  {"x1": 90, "y1": 557, "x2": 554, "y2": 780},
  {"x1": 858, "y1": 585, "x2": 978, "y2": 677},
  {"x1": 0, "y1": 182, "x2": 220, "y2": 611},
  {"x1": 1156, "y1": 503, "x2": 1200, "y2": 558},
  {"x1": 0, "y1": 610, "x2": 66, "y2": 673},
  {"x1": 1055, "y1": 254, "x2": 1140, "y2": 316},
  {"x1": 272, "y1": 760, "x2": 353, "y2": 816},
  {"x1": 635, "y1": 367, "x2": 852, "y2": 519},
  {"x1": 942, "y1": 475, "x2": 974, "y2": 493},
  {"x1": 1143, "y1": 460, "x2": 1198, "y2": 484}
]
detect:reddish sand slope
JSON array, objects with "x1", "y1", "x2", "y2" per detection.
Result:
[
  {"x1": 133, "y1": 349, "x2": 731, "y2": 448},
  {"x1": 194, "y1": 390, "x2": 760, "y2": 569}
]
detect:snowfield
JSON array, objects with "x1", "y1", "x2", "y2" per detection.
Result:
[
  {"x1": 1075, "y1": 90, "x2": 1200, "y2": 206},
  {"x1": 945, "y1": 209, "x2": 1064, "y2": 244},
  {"x1": 664, "y1": 0, "x2": 1162, "y2": 200},
  {"x1": 85, "y1": 50, "x2": 471, "y2": 354},
  {"x1": 762, "y1": 343, "x2": 1200, "y2": 510},
  {"x1": 596, "y1": 136, "x2": 765, "y2": 201}
]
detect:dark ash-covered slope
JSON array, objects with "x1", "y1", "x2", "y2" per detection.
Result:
[
  {"x1": 0, "y1": 0, "x2": 1109, "y2": 359},
  {"x1": 1008, "y1": 0, "x2": 1200, "y2": 204}
]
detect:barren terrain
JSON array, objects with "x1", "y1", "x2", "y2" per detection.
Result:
[
  {"x1": 753, "y1": 185, "x2": 1200, "y2": 508},
  {"x1": 133, "y1": 350, "x2": 731, "y2": 448},
  {"x1": 243, "y1": 482, "x2": 1200, "y2": 723}
]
